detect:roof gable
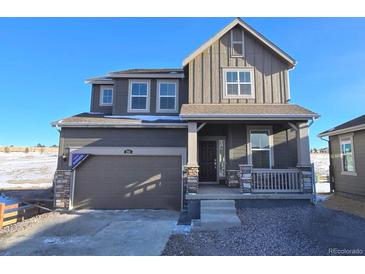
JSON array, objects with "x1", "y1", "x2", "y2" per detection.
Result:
[{"x1": 183, "y1": 18, "x2": 296, "y2": 67}]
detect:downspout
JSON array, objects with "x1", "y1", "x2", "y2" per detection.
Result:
[{"x1": 319, "y1": 135, "x2": 334, "y2": 193}]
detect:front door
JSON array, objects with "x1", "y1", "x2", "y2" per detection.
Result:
[{"x1": 199, "y1": 140, "x2": 217, "y2": 182}]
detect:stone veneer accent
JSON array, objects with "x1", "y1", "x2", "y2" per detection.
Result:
[
  {"x1": 239, "y1": 164, "x2": 253, "y2": 193},
  {"x1": 226, "y1": 170, "x2": 240, "y2": 188},
  {"x1": 300, "y1": 168, "x2": 313, "y2": 193},
  {"x1": 53, "y1": 170, "x2": 72, "y2": 209},
  {"x1": 185, "y1": 165, "x2": 199, "y2": 194}
]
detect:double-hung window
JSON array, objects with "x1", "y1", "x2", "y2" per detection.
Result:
[
  {"x1": 231, "y1": 28, "x2": 244, "y2": 57},
  {"x1": 249, "y1": 127, "x2": 273, "y2": 169},
  {"x1": 128, "y1": 80, "x2": 150, "y2": 112},
  {"x1": 157, "y1": 81, "x2": 178, "y2": 113},
  {"x1": 100, "y1": 86, "x2": 113, "y2": 106},
  {"x1": 223, "y1": 69, "x2": 254, "y2": 98},
  {"x1": 340, "y1": 135, "x2": 356, "y2": 175}
]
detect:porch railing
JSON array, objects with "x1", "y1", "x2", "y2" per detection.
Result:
[{"x1": 252, "y1": 168, "x2": 302, "y2": 193}]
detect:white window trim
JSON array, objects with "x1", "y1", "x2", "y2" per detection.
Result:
[
  {"x1": 127, "y1": 79, "x2": 151, "y2": 113},
  {"x1": 247, "y1": 126, "x2": 274, "y2": 169},
  {"x1": 156, "y1": 80, "x2": 179, "y2": 113},
  {"x1": 339, "y1": 134, "x2": 357, "y2": 176},
  {"x1": 99, "y1": 86, "x2": 113, "y2": 106},
  {"x1": 222, "y1": 68, "x2": 255, "y2": 99},
  {"x1": 230, "y1": 28, "x2": 245, "y2": 57}
]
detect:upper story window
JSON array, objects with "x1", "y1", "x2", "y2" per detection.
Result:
[
  {"x1": 157, "y1": 80, "x2": 178, "y2": 113},
  {"x1": 223, "y1": 68, "x2": 255, "y2": 99},
  {"x1": 340, "y1": 135, "x2": 357, "y2": 175},
  {"x1": 128, "y1": 80, "x2": 150, "y2": 112},
  {"x1": 99, "y1": 86, "x2": 113, "y2": 106},
  {"x1": 230, "y1": 28, "x2": 244, "y2": 57}
]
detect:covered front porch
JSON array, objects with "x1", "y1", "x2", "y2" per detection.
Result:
[{"x1": 183, "y1": 119, "x2": 315, "y2": 198}]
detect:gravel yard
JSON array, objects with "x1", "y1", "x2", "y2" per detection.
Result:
[{"x1": 163, "y1": 201, "x2": 365, "y2": 256}]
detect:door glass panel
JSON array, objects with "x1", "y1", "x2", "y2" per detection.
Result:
[{"x1": 218, "y1": 140, "x2": 226, "y2": 178}]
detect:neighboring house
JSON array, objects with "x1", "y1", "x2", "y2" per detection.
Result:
[
  {"x1": 318, "y1": 114, "x2": 365, "y2": 199},
  {"x1": 52, "y1": 18, "x2": 319, "y2": 212}
]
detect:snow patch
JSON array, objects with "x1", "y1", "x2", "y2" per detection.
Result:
[
  {"x1": 172, "y1": 224, "x2": 192, "y2": 234},
  {"x1": 0, "y1": 152, "x2": 57, "y2": 189}
]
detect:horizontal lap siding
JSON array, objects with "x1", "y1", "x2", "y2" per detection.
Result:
[
  {"x1": 227, "y1": 124, "x2": 247, "y2": 169},
  {"x1": 188, "y1": 27, "x2": 290, "y2": 104},
  {"x1": 95, "y1": 78, "x2": 189, "y2": 116},
  {"x1": 198, "y1": 123, "x2": 297, "y2": 171},
  {"x1": 273, "y1": 125, "x2": 297, "y2": 168},
  {"x1": 90, "y1": 85, "x2": 113, "y2": 114},
  {"x1": 330, "y1": 131, "x2": 365, "y2": 197},
  {"x1": 57, "y1": 128, "x2": 187, "y2": 170}
]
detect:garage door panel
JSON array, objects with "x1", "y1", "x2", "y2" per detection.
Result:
[{"x1": 73, "y1": 155, "x2": 182, "y2": 210}]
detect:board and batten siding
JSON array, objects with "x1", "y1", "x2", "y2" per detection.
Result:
[
  {"x1": 187, "y1": 26, "x2": 291, "y2": 104},
  {"x1": 330, "y1": 130, "x2": 365, "y2": 197}
]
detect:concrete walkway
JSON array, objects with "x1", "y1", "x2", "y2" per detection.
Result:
[
  {"x1": 193, "y1": 200, "x2": 241, "y2": 230},
  {"x1": 0, "y1": 210, "x2": 179, "y2": 256}
]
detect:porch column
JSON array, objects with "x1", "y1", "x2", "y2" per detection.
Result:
[
  {"x1": 186, "y1": 122, "x2": 199, "y2": 194},
  {"x1": 296, "y1": 121, "x2": 311, "y2": 168},
  {"x1": 296, "y1": 121, "x2": 313, "y2": 193}
]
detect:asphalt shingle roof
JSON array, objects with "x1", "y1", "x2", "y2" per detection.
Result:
[
  {"x1": 319, "y1": 114, "x2": 365, "y2": 136},
  {"x1": 180, "y1": 104, "x2": 319, "y2": 119}
]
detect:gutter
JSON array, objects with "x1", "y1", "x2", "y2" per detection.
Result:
[
  {"x1": 52, "y1": 122, "x2": 188, "y2": 129},
  {"x1": 180, "y1": 113, "x2": 319, "y2": 120},
  {"x1": 318, "y1": 124, "x2": 365, "y2": 137}
]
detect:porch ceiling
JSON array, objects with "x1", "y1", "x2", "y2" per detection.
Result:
[{"x1": 180, "y1": 104, "x2": 319, "y2": 121}]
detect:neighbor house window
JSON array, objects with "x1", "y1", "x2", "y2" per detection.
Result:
[
  {"x1": 230, "y1": 28, "x2": 244, "y2": 57},
  {"x1": 340, "y1": 135, "x2": 356, "y2": 175},
  {"x1": 99, "y1": 86, "x2": 113, "y2": 106},
  {"x1": 248, "y1": 127, "x2": 273, "y2": 169},
  {"x1": 157, "y1": 80, "x2": 178, "y2": 113},
  {"x1": 223, "y1": 68, "x2": 254, "y2": 98},
  {"x1": 128, "y1": 80, "x2": 150, "y2": 112}
]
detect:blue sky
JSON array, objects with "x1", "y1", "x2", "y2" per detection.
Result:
[{"x1": 0, "y1": 17, "x2": 364, "y2": 148}]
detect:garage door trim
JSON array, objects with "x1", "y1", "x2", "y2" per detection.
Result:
[{"x1": 68, "y1": 146, "x2": 186, "y2": 210}]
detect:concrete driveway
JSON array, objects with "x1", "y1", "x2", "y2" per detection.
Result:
[{"x1": 0, "y1": 210, "x2": 179, "y2": 256}]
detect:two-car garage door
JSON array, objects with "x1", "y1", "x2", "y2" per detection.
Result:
[{"x1": 73, "y1": 155, "x2": 182, "y2": 210}]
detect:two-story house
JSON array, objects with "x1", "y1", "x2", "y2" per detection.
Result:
[{"x1": 52, "y1": 18, "x2": 319, "y2": 213}]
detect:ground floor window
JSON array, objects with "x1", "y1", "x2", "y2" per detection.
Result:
[
  {"x1": 340, "y1": 135, "x2": 356, "y2": 175},
  {"x1": 248, "y1": 127, "x2": 273, "y2": 169}
]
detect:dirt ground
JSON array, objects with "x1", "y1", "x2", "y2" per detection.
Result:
[{"x1": 322, "y1": 194, "x2": 365, "y2": 219}]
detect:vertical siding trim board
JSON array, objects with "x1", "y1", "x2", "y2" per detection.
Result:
[{"x1": 210, "y1": 46, "x2": 213, "y2": 103}]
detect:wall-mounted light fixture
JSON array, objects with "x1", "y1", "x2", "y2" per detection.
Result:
[{"x1": 62, "y1": 148, "x2": 70, "y2": 162}]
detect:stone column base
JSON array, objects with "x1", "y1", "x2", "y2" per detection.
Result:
[
  {"x1": 298, "y1": 166, "x2": 313, "y2": 193},
  {"x1": 239, "y1": 164, "x2": 253, "y2": 193},
  {"x1": 226, "y1": 170, "x2": 240, "y2": 188},
  {"x1": 53, "y1": 170, "x2": 72, "y2": 209},
  {"x1": 185, "y1": 165, "x2": 199, "y2": 194}
]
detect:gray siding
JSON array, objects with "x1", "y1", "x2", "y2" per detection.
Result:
[
  {"x1": 111, "y1": 78, "x2": 188, "y2": 116},
  {"x1": 188, "y1": 26, "x2": 291, "y2": 104},
  {"x1": 198, "y1": 123, "x2": 297, "y2": 170},
  {"x1": 272, "y1": 125, "x2": 297, "y2": 168},
  {"x1": 330, "y1": 130, "x2": 365, "y2": 197},
  {"x1": 57, "y1": 127, "x2": 187, "y2": 170},
  {"x1": 90, "y1": 85, "x2": 113, "y2": 114}
]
